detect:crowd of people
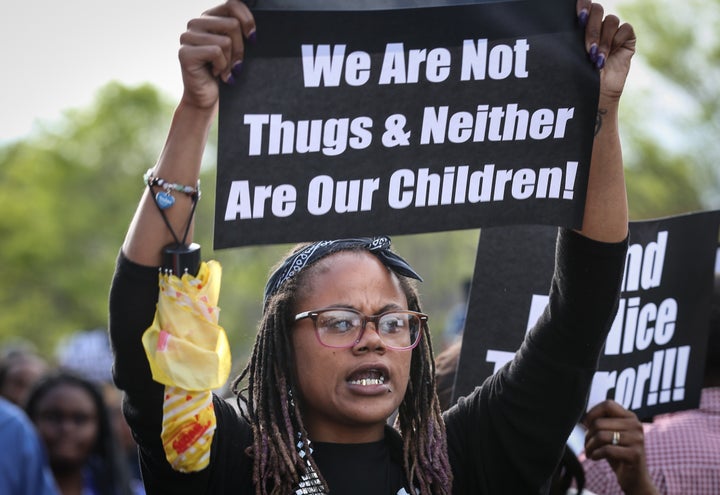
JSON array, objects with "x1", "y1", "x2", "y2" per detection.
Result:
[
  {"x1": 2, "y1": 0, "x2": 718, "y2": 494},
  {"x1": 0, "y1": 336, "x2": 145, "y2": 495}
]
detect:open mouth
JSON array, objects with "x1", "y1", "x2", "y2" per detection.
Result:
[{"x1": 347, "y1": 368, "x2": 387, "y2": 386}]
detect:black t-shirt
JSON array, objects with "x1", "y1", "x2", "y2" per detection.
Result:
[
  {"x1": 110, "y1": 229, "x2": 627, "y2": 494},
  {"x1": 311, "y1": 435, "x2": 407, "y2": 494}
]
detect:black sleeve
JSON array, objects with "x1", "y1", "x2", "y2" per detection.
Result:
[
  {"x1": 109, "y1": 252, "x2": 256, "y2": 494},
  {"x1": 108, "y1": 252, "x2": 163, "y2": 437},
  {"x1": 444, "y1": 229, "x2": 628, "y2": 494},
  {"x1": 108, "y1": 252, "x2": 211, "y2": 493}
]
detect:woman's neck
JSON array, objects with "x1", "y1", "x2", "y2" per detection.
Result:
[
  {"x1": 304, "y1": 418, "x2": 386, "y2": 444},
  {"x1": 52, "y1": 466, "x2": 86, "y2": 495}
]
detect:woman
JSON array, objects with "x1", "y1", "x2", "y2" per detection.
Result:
[
  {"x1": 109, "y1": 0, "x2": 636, "y2": 493},
  {"x1": 25, "y1": 372, "x2": 134, "y2": 495}
]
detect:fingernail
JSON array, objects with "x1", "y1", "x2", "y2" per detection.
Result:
[
  {"x1": 248, "y1": 30, "x2": 257, "y2": 44},
  {"x1": 589, "y1": 43, "x2": 599, "y2": 63},
  {"x1": 231, "y1": 60, "x2": 243, "y2": 78},
  {"x1": 225, "y1": 72, "x2": 236, "y2": 85},
  {"x1": 596, "y1": 53, "x2": 606, "y2": 70},
  {"x1": 578, "y1": 9, "x2": 589, "y2": 28}
]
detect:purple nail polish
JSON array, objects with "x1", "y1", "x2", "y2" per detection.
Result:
[
  {"x1": 578, "y1": 9, "x2": 589, "y2": 28},
  {"x1": 248, "y1": 30, "x2": 257, "y2": 44},
  {"x1": 231, "y1": 61, "x2": 243, "y2": 78},
  {"x1": 589, "y1": 44, "x2": 599, "y2": 63},
  {"x1": 225, "y1": 72, "x2": 236, "y2": 85},
  {"x1": 596, "y1": 53, "x2": 606, "y2": 70}
]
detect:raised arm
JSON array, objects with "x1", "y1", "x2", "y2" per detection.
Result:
[
  {"x1": 123, "y1": 0, "x2": 255, "y2": 266},
  {"x1": 576, "y1": 0, "x2": 636, "y2": 243},
  {"x1": 420, "y1": 4, "x2": 636, "y2": 493}
]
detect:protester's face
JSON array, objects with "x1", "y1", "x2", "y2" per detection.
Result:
[
  {"x1": 291, "y1": 251, "x2": 412, "y2": 442},
  {"x1": 34, "y1": 383, "x2": 98, "y2": 470},
  {"x1": 0, "y1": 357, "x2": 47, "y2": 406}
]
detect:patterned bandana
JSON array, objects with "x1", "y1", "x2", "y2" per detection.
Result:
[{"x1": 263, "y1": 236, "x2": 422, "y2": 308}]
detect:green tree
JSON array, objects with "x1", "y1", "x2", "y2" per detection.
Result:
[
  {"x1": 617, "y1": 0, "x2": 719, "y2": 217},
  {"x1": 0, "y1": 84, "x2": 172, "y2": 354}
]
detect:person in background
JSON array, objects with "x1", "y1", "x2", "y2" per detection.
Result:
[
  {"x1": 0, "y1": 343, "x2": 50, "y2": 407},
  {"x1": 581, "y1": 400, "x2": 659, "y2": 495},
  {"x1": 25, "y1": 371, "x2": 135, "y2": 495},
  {"x1": 55, "y1": 328, "x2": 144, "y2": 493},
  {"x1": 582, "y1": 274, "x2": 720, "y2": 494},
  {"x1": 0, "y1": 395, "x2": 60, "y2": 495},
  {"x1": 434, "y1": 340, "x2": 462, "y2": 411}
]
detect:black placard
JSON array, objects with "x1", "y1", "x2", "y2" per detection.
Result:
[
  {"x1": 215, "y1": 0, "x2": 598, "y2": 247},
  {"x1": 454, "y1": 211, "x2": 720, "y2": 420}
]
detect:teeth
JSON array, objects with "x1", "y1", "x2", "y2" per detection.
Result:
[{"x1": 350, "y1": 376, "x2": 385, "y2": 386}]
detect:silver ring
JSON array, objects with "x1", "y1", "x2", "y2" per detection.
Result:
[{"x1": 611, "y1": 431, "x2": 620, "y2": 446}]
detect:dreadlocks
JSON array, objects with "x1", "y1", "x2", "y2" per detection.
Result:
[
  {"x1": 232, "y1": 245, "x2": 453, "y2": 495},
  {"x1": 396, "y1": 277, "x2": 453, "y2": 495},
  {"x1": 233, "y1": 278, "x2": 324, "y2": 495}
]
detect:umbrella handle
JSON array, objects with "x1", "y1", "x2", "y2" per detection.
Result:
[{"x1": 163, "y1": 243, "x2": 201, "y2": 276}]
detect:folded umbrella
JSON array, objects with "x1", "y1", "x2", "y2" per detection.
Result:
[{"x1": 142, "y1": 260, "x2": 231, "y2": 472}]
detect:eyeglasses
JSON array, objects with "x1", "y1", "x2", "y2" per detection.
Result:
[{"x1": 294, "y1": 307, "x2": 427, "y2": 350}]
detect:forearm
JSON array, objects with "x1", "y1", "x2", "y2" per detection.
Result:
[
  {"x1": 122, "y1": 101, "x2": 216, "y2": 267},
  {"x1": 576, "y1": 95, "x2": 628, "y2": 243},
  {"x1": 533, "y1": 229, "x2": 627, "y2": 366}
]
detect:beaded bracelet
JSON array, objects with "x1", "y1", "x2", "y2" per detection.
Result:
[
  {"x1": 144, "y1": 168, "x2": 201, "y2": 210},
  {"x1": 144, "y1": 169, "x2": 200, "y2": 248}
]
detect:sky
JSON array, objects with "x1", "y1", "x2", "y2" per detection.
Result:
[
  {"x1": 2, "y1": 0, "x2": 630, "y2": 145},
  {"x1": 1, "y1": 0, "x2": 216, "y2": 143}
]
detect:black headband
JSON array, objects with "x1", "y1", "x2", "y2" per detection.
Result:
[{"x1": 263, "y1": 236, "x2": 422, "y2": 308}]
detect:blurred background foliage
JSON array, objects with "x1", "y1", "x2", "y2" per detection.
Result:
[
  {"x1": 618, "y1": 0, "x2": 719, "y2": 215},
  {"x1": 1, "y1": 0, "x2": 718, "y2": 365}
]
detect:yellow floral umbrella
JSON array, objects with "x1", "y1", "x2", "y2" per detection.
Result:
[{"x1": 142, "y1": 260, "x2": 231, "y2": 472}]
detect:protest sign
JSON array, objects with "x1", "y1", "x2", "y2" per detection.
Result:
[
  {"x1": 454, "y1": 210, "x2": 720, "y2": 420},
  {"x1": 215, "y1": 0, "x2": 599, "y2": 247}
]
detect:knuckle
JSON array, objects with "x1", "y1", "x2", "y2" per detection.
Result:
[
  {"x1": 218, "y1": 36, "x2": 233, "y2": 51},
  {"x1": 186, "y1": 18, "x2": 199, "y2": 31},
  {"x1": 226, "y1": 16, "x2": 241, "y2": 31}
]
